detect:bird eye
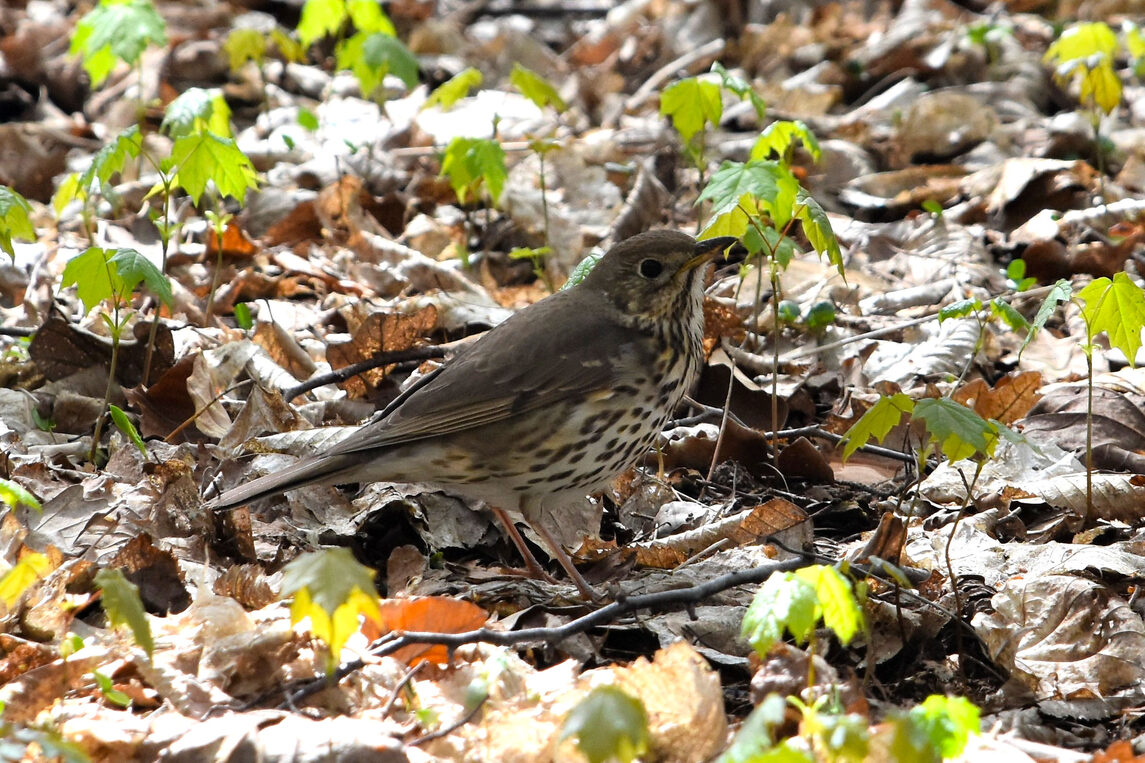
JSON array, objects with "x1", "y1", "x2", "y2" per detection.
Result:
[{"x1": 638, "y1": 258, "x2": 663, "y2": 279}]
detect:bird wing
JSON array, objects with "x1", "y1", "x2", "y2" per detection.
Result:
[{"x1": 332, "y1": 289, "x2": 647, "y2": 454}]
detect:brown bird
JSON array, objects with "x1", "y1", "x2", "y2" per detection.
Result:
[{"x1": 206, "y1": 230, "x2": 737, "y2": 597}]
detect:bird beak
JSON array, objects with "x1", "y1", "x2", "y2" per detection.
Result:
[{"x1": 680, "y1": 236, "x2": 739, "y2": 273}]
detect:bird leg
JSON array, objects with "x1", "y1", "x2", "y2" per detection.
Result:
[
  {"x1": 531, "y1": 522, "x2": 597, "y2": 601},
  {"x1": 488, "y1": 506, "x2": 597, "y2": 600},
  {"x1": 489, "y1": 506, "x2": 557, "y2": 583}
]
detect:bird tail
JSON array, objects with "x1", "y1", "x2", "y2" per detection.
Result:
[{"x1": 204, "y1": 453, "x2": 361, "y2": 510}]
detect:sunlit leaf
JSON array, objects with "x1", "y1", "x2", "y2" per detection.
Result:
[
  {"x1": 425, "y1": 67, "x2": 483, "y2": 110},
  {"x1": 660, "y1": 77, "x2": 722, "y2": 144},
  {"x1": 560, "y1": 686, "x2": 649, "y2": 763},
  {"x1": 0, "y1": 186, "x2": 35, "y2": 260},
  {"x1": 0, "y1": 552, "x2": 51, "y2": 607},
  {"x1": 95, "y1": 567, "x2": 154, "y2": 656},
  {"x1": 839, "y1": 392, "x2": 914, "y2": 461},
  {"x1": 510, "y1": 63, "x2": 567, "y2": 112},
  {"x1": 1078, "y1": 272, "x2": 1145, "y2": 367}
]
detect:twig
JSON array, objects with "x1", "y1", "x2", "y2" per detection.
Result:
[
  {"x1": 282, "y1": 344, "x2": 451, "y2": 401},
  {"x1": 625, "y1": 39, "x2": 727, "y2": 113},
  {"x1": 275, "y1": 557, "x2": 810, "y2": 709},
  {"x1": 408, "y1": 696, "x2": 488, "y2": 747}
]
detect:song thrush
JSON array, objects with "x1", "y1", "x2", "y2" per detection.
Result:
[{"x1": 206, "y1": 230, "x2": 737, "y2": 597}]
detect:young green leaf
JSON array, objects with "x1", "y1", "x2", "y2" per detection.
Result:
[
  {"x1": 271, "y1": 28, "x2": 306, "y2": 63},
  {"x1": 440, "y1": 137, "x2": 508, "y2": 205},
  {"x1": 425, "y1": 67, "x2": 483, "y2": 110},
  {"x1": 697, "y1": 160, "x2": 791, "y2": 236},
  {"x1": 718, "y1": 695, "x2": 790, "y2": 763},
  {"x1": 660, "y1": 77, "x2": 722, "y2": 145},
  {"x1": 161, "y1": 87, "x2": 233, "y2": 139},
  {"x1": 794, "y1": 189, "x2": 842, "y2": 274},
  {"x1": 62, "y1": 247, "x2": 128, "y2": 312},
  {"x1": 988, "y1": 297, "x2": 1029, "y2": 333},
  {"x1": 108, "y1": 405, "x2": 147, "y2": 456},
  {"x1": 336, "y1": 31, "x2": 418, "y2": 96},
  {"x1": 742, "y1": 571, "x2": 819, "y2": 656},
  {"x1": 233, "y1": 302, "x2": 253, "y2": 330},
  {"x1": 0, "y1": 552, "x2": 51, "y2": 607},
  {"x1": 346, "y1": 0, "x2": 395, "y2": 35},
  {"x1": 839, "y1": 392, "x2": 914, "y2": 461},
  {"x1": 1005, "y1": 259, "x2": 1037, "y2": 292},
  {"x1": 95, "y1": 567, "x2": 154, "y2": 656},
  {"x1": 510, "y1": 63, "x2": 567, "y2": 112},
  {"x1": 0, "y1": 186, "x2": 35, "y2": 260},
  {"x1": 1044, "y1": 22, "x2": 1122, "y2": 114},
  {"x1": 297, "y1": 0, "x2": 348, "y2": 48},
  {"x1": 559, "y1": 686, "x2": 649, "y2": 763},
  {"x1": 91, "y1": 670, "x2": 132, "y2": 707},
  {"x1": 223, "y1": 28, "x2": 266, "y2": 72},
  {"x1": 0, "y1": 478, "x2": 41, "y2": 512},
  {"x1": 109, "y1": 248, "x2": 173, "y2": 307},
  {"x1": 913, "y1": 397, "x2": 995, "y2": 462},
  {"x1": 280, "y1": 548, "x2": 382, "y2": 672},
  {"x1": 751, "y1": 120, "x2": 821, "y2": 163},
  {"x1": 80, "y1": 125, "x2": 144, "y2": 196},
  {"x1": 711, "y1": 61, "x2": 766, "y2": 120},
  {"x1": 938, "y1": 298, "x2": 982, "y2": 323},
  {"x1": 70, "y1": 0, "x2": 167, "y2": 87},
  {"x1": 792, "y1": 565, "x2": 862, "y2": 646},
  {"x1": 803, "y1": 300, "x2": 836, "y2": 333},
  {"x1": 890, "y1": 695, "x2": 980, "y2": 763},
  {"x1": 168, "y1": 132, "x2": 259, "y2": 203},
  {"x1": 1077, "y1": 272, "x2": 1145, "y2": 366}
]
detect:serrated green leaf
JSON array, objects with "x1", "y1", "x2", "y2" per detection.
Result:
[
  {"x1": 223, "y1": 28, "x2": 266, "y2": 72},
  {"x1": 297, "y1": 0, "x2": 347, "y2": 48},
  {"x1": 1045, "y1": 21, "x2": 1118, "y2": 65},
  {"x1": 62, "y1": 247, "x2": 123, "y2": 312},
  {"x1": 914, "y1": 397, "x2": 995, "y2": 462},
  {"x1": 1078, "y1": 272, "x2": 1145, "y2": 366},
  {"x1": 336, "y1": 31, "x2": 418, "y2": 96},
  {"x1": 711, "y1": 61, "x2": 766, "y2": 120},
  {"x1": 95, "y1": 567, "x2": 154, "y2": 656},
  {"x1": 0, "y1": 478, "x2": 41, "y2": 512},
  {"x1": 108, "y1": 248, "x2": 172, "y2": 307},
  {"x1": 751, "y1": 120, "x2": 821, "y2": 162},
  {"x1": 169, "y1": 132, "x2": 259, "y2": 203},
  {"x1": 660, "y1": 77, "x2": 722, "y2": 144},
  {"x1": 795, "y1": 189, "x2": 842, "y2": 275},
  {"x1": 161, "y1": 87, "x2": 232, "y2": 139},
  {"x1": 510, "y1": 63, "x2": 567, "y2": 112},
  {"x1": 108, "y1": 405, "x2": 146, "y2": 456},
  {"x1": 742, "y1": 571, "x2": 819, "y2": 656},
  {"x1": 840, "y1": 392, "x2": 914, "y2": 461},
  {"x1": 439, "y1": 136, "x2": 507, "y2": 204},
  {"x1": 891, "y1": 695, "x2": 980, "y2": 763},
  {"x1": 989, "y1": 297, "x2": 1029, "y2": 332},
  {"x1": 0, "y1": 186, "x2": 34, "y2": 260},
  {"x1": 938, "y1": 298, "x2": 982, "y2": 323},
  {"x1": 80, "y1": 125, "x2": 143, "y2": 195},
  {"x1": 281, "y1": 548, "x2": 382, "y2": 672},
  {"x1": 347, "y1": 0, "x2": 395, "y2": 35},
  {"x1": 70, "y1": 0, "x2": 167, "y2": 87},
  {"x1": 559, "y1": 686, "x2": 649, "y2": 763},
  {"x1": 793, "y1": 565, "x2": 862, "y2": 645},
  {"x1": 0, "y1": 552, "x2": 51, "y2": 607},
  {"x1": 425, "y1": 67, "x2": 483, "y2": 110},
  {"x1": 698, "y1": 160, "x2": 783, "y2": 220}
]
